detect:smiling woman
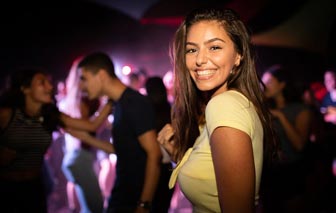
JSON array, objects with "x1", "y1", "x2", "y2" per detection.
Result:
[
  {"x1": 185, "y1": 20, "x2": 241, "y2": 93},
  {"x1": 157, "y1": 7, "x2": 278, "y2": 212}
]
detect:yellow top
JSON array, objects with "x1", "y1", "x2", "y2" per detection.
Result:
[{"x1": 169, "y1": 90, "x2": 263, "y2": 212}]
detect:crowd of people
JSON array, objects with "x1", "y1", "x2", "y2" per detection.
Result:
[{"x1": 0, "y1": 7, "x2": 335, "y2": 213}]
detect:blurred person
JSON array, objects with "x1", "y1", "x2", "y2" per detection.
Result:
[
  {"x1": 301, "y1": 81, "x2": 336, "y2": 213},
  {"x1": 63, "y1": 52, "x2": 162, "y2": 213},
  {"x1": 61, "y1": 97, "x2": 104, "y2": 213},
  {"x1": 262, "y1": 65, "x2": 312, "y2": 162},
  {"x1": 145, "y1": 76, "x2": 175, "y2": 213},
  {"x1": 59, "y1": 93, "x2": 115, "y2": 213},
  {"x1": 261, "y1": 64, "x2": 313, "y2": 212},
  {"x1": 95, "y1": 105, "x2": 116, "y2": 209},
  {"x1": 0, "y1": 67, "x2": 113, "y2": 213},
  {"x1": 0, "y1": 69, "x2": 62, "y2": 213},
  {"x1": 129, "y1": 72, "x2": 142, "y2": 91},
  {"x1": 301, "y1": 82, "x2": 327, "y2": 144},
  {"x1": 55, "y1": 81, "x2": 67, "y2": 103},
  {"x1": 321, "y1": 70, "x2": 336, "y2": 124},
  {"x1": 162, "y1": 71, "x2": 175, "y2": 104},
  {"x1": 157, "y1": 8, "x2": 277, "y2": 213},
  {"x1": 320, "y1": 69, "x2": 336, "y2": 186},
  {"x1": 60, "y1": 58, "x2": 104, "y2": 213},
  {"x1": 128, "y1": 72, "x2": 146, "y2": 95}
]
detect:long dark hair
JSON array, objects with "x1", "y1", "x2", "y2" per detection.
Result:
[
  {"x1": 0, "y1": 69, "x2": 44, "y2": 108},
  {"x1": 145, "y1": 76, "x2": 172, "y2": 132},
  {"x1": 0, "y1": 69, "x2": 63, "y2": 132},
  {"x1": 171, "y1": 7, "x2": 278, "y2": 164},
  {"x1": 265, "y1": 64, "x2": 306, "y2": 106}
]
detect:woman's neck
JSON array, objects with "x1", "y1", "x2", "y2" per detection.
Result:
[
  {"x1": 274, "y1": 94, "x2": 286, "y2": 109},
  {"x1": 24, "y1": 99, "x2": 42, "y2": 117}
]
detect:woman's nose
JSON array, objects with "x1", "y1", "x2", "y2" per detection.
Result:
[{"x1": 196, "y1": 49, "x2": 207, "y2": 66}]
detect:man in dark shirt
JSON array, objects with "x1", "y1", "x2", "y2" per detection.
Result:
[{"x1": 72, "y1": 52, "x2": 162, "y2": 213}]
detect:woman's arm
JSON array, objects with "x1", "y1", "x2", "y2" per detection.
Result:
[
  {"x1": 66, "y1": 128, "x2": 115, "y2": 153},
  {"x1": 271, "y1": 109, "x2": 312, "y2": 151},
  {"x1": 0, "y1": 107, "x2": 12, "y2": 130},
  {"x1": 61, "y1": 103, "x2": 112, "y2": 132},
  {"x1": 157, "y1": 123, "x2": 176, "y2": 161},
  {"x1": 0, "y1": 108, "x2": 17, "y2": 165},
  {"x1": 211, "y1": 126, "x2": 255, "y2": 213}
]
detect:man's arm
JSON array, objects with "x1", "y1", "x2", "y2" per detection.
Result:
[
  {"x1": 137, "y1": 129, "x2": 162, "y2": 211},
  {"x1": 66, "y1": 129, "x2": 115, "y2": 153}
]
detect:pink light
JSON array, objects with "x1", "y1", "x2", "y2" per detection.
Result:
[
  {"x1": 333, "y1": 158, "x2": 336, "y2": 177},
  {"x1": 163, "y1": 70, "x2": 174, "y2": 89},
  {"x1": 122, "y1": 65, "x2": 132, "y2": 75}
]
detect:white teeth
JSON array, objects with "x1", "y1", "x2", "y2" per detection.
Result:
[{"x1": 197, "y1": 70, "x2": 215, "y2": 76}]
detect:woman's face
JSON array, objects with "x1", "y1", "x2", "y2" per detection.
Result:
[
  {"x1": 261, "y1": 72, "x2": 285, "y2": 99},
  {"x1": 185, "y1": 20, "x2": 241, "y2": 97},
  {"x1": 324, "y1": 71, "x2": 336, "y2": 92},
  {"x1": 23, "y1": 73, "x2": 53, "y2": 104}
]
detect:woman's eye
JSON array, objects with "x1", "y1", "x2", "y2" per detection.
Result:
[
  {"x1": 210, "y1": 46, "x2": 221, "y2": 50},
  {"x1": 186, "y1": 48, "x2": 196, "y2": 54}
]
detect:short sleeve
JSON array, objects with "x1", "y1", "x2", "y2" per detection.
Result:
[{"x1": 205, "y1": 91, "x2": 254, "y2": 138}]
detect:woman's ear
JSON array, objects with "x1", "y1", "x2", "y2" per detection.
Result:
[
  {"x1": 235, "y1": 54, "x2": 242, "y2": 67},
  {"x1": 21, "y1": 86, "x2": 29, "y2": 95}
]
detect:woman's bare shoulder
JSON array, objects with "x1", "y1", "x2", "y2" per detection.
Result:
[{"x1": 0, "y1": 107, "x2": 13, "y2": 130}]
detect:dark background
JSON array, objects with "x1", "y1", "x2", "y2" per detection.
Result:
[{"x1": 0, "y1": 0, "x2": 335, "y2": 86}]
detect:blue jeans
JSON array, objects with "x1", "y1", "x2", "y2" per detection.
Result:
[{"x1": 62, "y1": 149, "x2": 103, "y2": 213}]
